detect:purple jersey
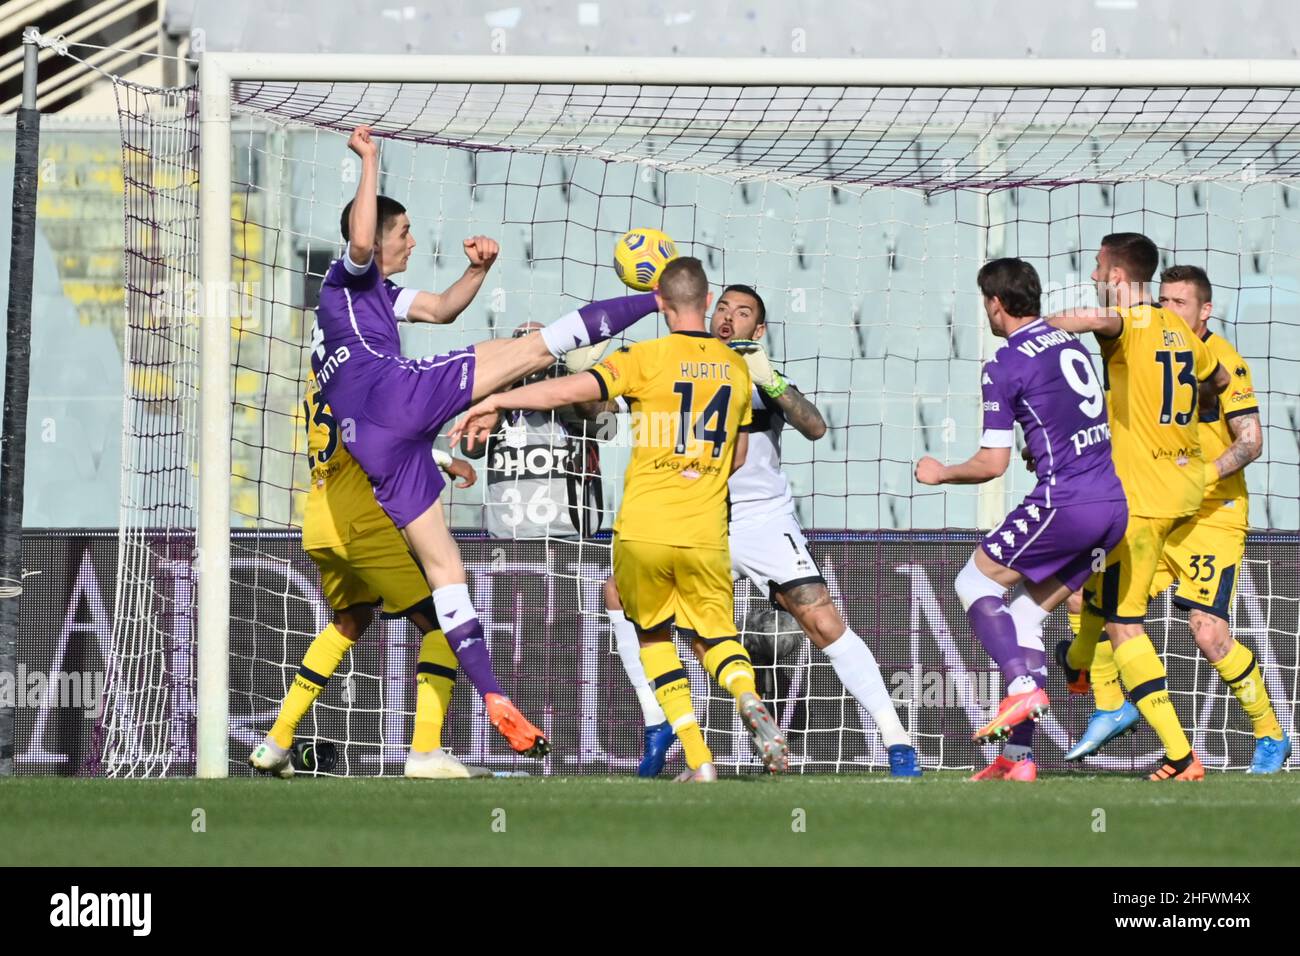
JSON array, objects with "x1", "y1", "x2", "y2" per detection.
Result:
[
  {"x1": 310, "y1": 255, "x2": 419, "y2": 413},
  {"x1": 980, "y1": 318, "x2": 1125, "y2": 508},
  {"x1": 308, "y1": 253, "x2": 477, "y2": 529}
]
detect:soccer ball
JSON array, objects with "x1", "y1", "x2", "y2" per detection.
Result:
[
  {"x1": 613, "y1": 227, "x2": 678, "y2": 291},
  {"x1": 741, "y1": 602, "x2": 805, "y2": 667}
]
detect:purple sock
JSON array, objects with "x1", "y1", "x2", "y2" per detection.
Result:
[
  {"x1": 578, "y1": 292, "x2": 659, "y2": 341},
  {"x1": 968, "y1": 595, "x2": 1030, "y2": 684},
  {"x1": 542, "y1": 292, "x2": 659, "y2": 356},
  {"x1": 1006, "y1": 648, "x2": 1048, "y2": 749},
  {"x1": 433, "y1": 584, "x2": 506, "y2": 700}
]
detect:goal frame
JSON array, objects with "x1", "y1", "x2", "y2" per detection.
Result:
[{"x1": 194, "y1": 53, "x2": 1300, "y2": 778}]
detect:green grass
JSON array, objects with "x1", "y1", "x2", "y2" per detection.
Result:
[{"x1": 3, "y1": 773, "x2": 1298, "y2": 866}]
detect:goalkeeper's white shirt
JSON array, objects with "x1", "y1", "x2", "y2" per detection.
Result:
[{"x1": 729, "y1": 384, "x2": 796, "y2": 528}]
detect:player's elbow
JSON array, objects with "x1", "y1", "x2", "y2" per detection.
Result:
[
  {"x1": 979, "y1": 447, "x2": 1011, "y2": 480},
  {"x1": 801, "y1": 416, "x2": 828, "y2": 441}
]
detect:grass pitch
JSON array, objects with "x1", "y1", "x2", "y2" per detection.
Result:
[{"x1": 3, "y1": 773, "x2": 1297, "y2": 866}]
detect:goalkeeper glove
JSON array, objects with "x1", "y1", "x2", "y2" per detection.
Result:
[
  {"x1": 729, "y1": 339, "x2": 787, "y2": 398},
  {"x1": 562, "y1": 339, "x2": 615, "y2": 374}
]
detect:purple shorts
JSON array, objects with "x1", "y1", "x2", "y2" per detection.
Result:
[
  {"x1": 342, "y1": 348, "x2": 476, "y2": 528},
  {"x1": 980, "y1": 498, "x2": 1128, "y2": 592}
]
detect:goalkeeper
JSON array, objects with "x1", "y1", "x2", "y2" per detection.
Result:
[{"x1": 601, "y1": 285, "x2": 922, "y2": 778}]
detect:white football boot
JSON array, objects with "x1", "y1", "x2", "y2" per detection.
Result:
[
  {"x1": 673, "y1": 762, "x2": 718, "y2": 783},
  {"x1": 738, "y1": 692, "x2": 790, "y2": 773},
  {"x1": 404, "y1": 748, "x2": 491, "y2": 780},
  {"x1": 248, "y1": 737, "x2": 294, "y2": 778}
]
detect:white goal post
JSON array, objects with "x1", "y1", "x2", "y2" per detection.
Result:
[{"x1": 190, "y1": 54, "x2": 1300, "y2": 778}]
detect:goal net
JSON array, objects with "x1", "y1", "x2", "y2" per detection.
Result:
[{"x1": 98, "y1": 59, "x2": 1299, "y2": 777}]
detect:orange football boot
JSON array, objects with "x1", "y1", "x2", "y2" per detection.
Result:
[
  {"x1": 485, "y1": 693, "x2": 550, "y2": 758},
  {"x1": 1148, "y1": 750, "x2": 1205, "y2": 781},
  {"x1": 970, "y1": 755, "x2": 1037, "y2": 781},
  {"x1": 972, "y1": 687, "x2": 1050, "y2": 744}
]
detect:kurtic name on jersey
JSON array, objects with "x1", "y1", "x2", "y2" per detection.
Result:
[{"x1": 590, "y1": 330, "x2": 752, "y2": 549}]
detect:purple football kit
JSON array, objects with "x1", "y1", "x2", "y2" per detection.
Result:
[
  {"x1": 311, "y1": 255, "x2": 477, "y2": 528},
  {"x1": 312, "y1": 253, "x2": 658, "y2": 529},
  {"x1": 978, "y1": 318, "x2": 1128, "y2": 591}
]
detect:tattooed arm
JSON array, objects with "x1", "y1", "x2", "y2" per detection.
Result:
[
  {"x1": 1211, "y1": 411, "x2": 1263, "y2": 481},
  {"x1": 771, "y1": 384, "x2": 827, "y2": 441}
]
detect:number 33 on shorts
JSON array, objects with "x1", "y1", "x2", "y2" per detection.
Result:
[{"x1": 1149, "y1": 504, "x2": 1244, "y2": 619}]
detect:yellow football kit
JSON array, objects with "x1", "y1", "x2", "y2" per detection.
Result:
[
  {"x1": 590, "y1": 330, "x2": 753, "y2": 639},
  {"x1": 1147, "y1": 331, "x2": 1258, "y2": 619},
  {"x1": 301, "y1": 372, "x2": 429, "y2": 613},
  {"x1": 1087, "y1": 303, "x2": 1220, "y2": 623}
]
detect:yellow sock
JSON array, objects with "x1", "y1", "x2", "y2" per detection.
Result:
[
  {"x1": 1066, "y1": 602, "x2": 1105, "y2": 671},
  {"x1": 413, "y1": 629, "x2": 458, "y2": 752},
  {"x1": 640, "y1": 641, "x2": 712, "y2": 769},
  {"x1": 269, "y1": 623, "x2": 354, "y2": 749},
  {"x1": 1114, "y1": 634, "x2": 1191, "y2": 761},
  {"x1": 1213, "y1": 640, "x2": 1284, "y2": 740},
  {"x1": 1091, "y1": 640, "x2": 1126, "y2": 711},
  {"x1": 702, "y1": 639, "x2": 757, "y2": 701},
  {"x1": 1067, "y1": 609, "x2": 1082, "y2": 638}
]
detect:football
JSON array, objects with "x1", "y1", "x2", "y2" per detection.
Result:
[{"x1": 613, "y1": 227, "x2": 678, "y2": 291}]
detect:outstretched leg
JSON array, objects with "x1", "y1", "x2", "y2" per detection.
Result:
[{"x1": 401, "y1": 502, "x2": 549, "y2": 758}]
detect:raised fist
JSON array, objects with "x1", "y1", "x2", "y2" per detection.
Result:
[{"x1": 463, "y1": 235, "x2": 499, "y2": 269}]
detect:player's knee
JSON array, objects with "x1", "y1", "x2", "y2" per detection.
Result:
[
  {"x1": 333, "y1": 604, "x2": 373, "y2": 640},
  {"x1": 401, "y1": 596, "x2": 440, "y2": 634},
  {"x1": 1189, "y1": 611, "x2": 1232, "y2": 662},
  {"x1": 602, "y1": 575, "x2": 622, "y2": 611},
  {"x1": 954, "y1": 554, "x2": 1004, "y2": 612}
]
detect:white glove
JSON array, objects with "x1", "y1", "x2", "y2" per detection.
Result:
[
  {"x1": 563, "y1": 339, "x2": 615, "y2": 374},
  {"x1": 729, "y1": 339, "x2": 787, "y2": 398}
]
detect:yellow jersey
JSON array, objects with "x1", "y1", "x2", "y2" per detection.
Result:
[
  {"x1": 1100, "y1": 303, "x2": 1219, "y2": 519},
  {"x1": 590, "y1": 330, "x2": 753, "y2": 550},
  {"x1": 300, "y1": 371, "x2": 391, "y2": 549},
  {"x1": 1199, "y1": 330, "x2": 1258, "y2": 510}
]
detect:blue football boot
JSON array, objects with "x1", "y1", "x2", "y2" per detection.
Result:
[
  {"x1": 887, "y1": 743, "x2": 923, "y2": 777},
  {"x1": 1064, "y1": 701, "x2": 1140, "y2": 761},
  {"x1": 1247, "y1": 734, "x2": 1292, "y2": 774},
  {"x1": 638, "y1": 721, "x2": 676, "y2": 777}
]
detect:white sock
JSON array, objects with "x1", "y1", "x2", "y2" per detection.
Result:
[
  {"x1": 1007, "y1": 674, "x2": 1038, "y2": 695},
  {"x1": 823, "y1": 627, "x2": 910, "y2": 748},
  {"x1": 540, "y1": 310, "x2": 590, "y2": 357},
  {"x1": 608, "y1": 608, "x2": 666, "y2": 726},
  {"x1": 1008, "y1": 591, "x2": 1049, "y2": 652},
  {"x1": 1003, "y1": 744, "x2": 1033, "y2": 762}
]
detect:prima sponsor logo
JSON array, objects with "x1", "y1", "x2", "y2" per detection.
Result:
[
  {"x1": 0, "y1": 667, "x2": 104, "y2": 717},
  {"x1": 314, "y1": 344, "x2": 351, "y2": 389},
  {"x1": 49, "y1": 886, "x2": 151, "y2": 936},
  {"x1": 1069, "y1": 421, "x2": 1111, "y2": 455}
]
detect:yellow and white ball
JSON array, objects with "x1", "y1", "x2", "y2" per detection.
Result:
[{"x1": 613, "y1": 227, "x2": 678, "y2": 291}]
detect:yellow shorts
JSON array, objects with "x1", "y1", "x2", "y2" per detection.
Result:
[
  {"x1": 1084, "y1": 512, "x2": 1186, "y2": 623},
  {"x1": 1148, "y1": 497, "x2": 1247, "y2": 622},
  {"x1": 612, "y1": 537, "x2": 737, "y2": 641},
  {"x1": 307, "y1": 521, "x2": 429, "y2": 614}
]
